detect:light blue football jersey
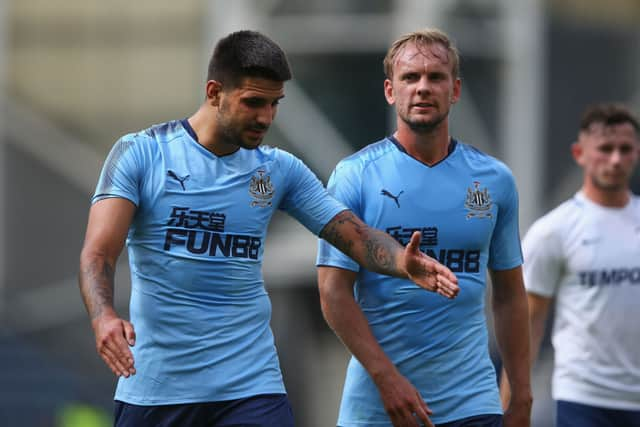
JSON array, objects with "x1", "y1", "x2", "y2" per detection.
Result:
[
  {"x1": 93, "y1": 119, "x2": 346, "y2": 405},
  {"x1": 317, "y1": 138, "x2": 523, "y2": 425}
]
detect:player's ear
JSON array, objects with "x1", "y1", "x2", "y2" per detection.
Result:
[
  {"x1": 571, "y1": 140, "x2": 584, "y2": 165},
  {"x1": 206, "y1": 80, "x2": 223, "y2": 106},
  {"x1": 384, "y1": 79, "x2": 395, "y2": 105},
  {"x1": 451, "y1": 77, "x2": 461, "y2": 105}
]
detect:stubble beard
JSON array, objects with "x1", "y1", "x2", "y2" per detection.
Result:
[
  {"x1": 216, "y1": 109, "x2": 263, "y2": 150},
  {"x1": 591, "y1": 169, "x2": 630, "y2": 192},
  {"x1": 402, "y1": 110, "x2": 448, "y2": 134}
]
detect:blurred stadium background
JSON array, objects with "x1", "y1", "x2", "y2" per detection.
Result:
[{"x1": 0, "y1": 1, "x2": 638, "y2": 426}]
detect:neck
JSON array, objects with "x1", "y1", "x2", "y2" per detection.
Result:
[
  {"x1": 582, "y1": 183, "x2": 630, "y2": 208},
  {"x1": 394, "y1": 120, "x2": 451, "y2": 165},
  {"x1": 187, "y1": 105, "x2": 239, "y2": 156}
]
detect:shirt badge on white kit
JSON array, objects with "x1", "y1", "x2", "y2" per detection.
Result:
[
  {"x1": 465, "y1": 181, "x2": 492, "y2": 219},
  {"x1": 249, "y1": 169, "x2": 275, "y2": 207}
]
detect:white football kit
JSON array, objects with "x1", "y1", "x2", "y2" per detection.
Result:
[{"x1": 524, "y1": 191, "x2": 640, "y2": 410}]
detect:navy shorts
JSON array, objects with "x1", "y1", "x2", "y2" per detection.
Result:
[
  {"x1": 339, "y1": 414, "x2": 502, "y2": 427},
  {"x1": 436, "y1": 414, "x2": 503, "y2": 427},
  {"x1": 557, "y1": 400, "x2": 640, "y2": 427},
  {"x1": 114, "y1": 393, "x2": 294, "y2": 427}
]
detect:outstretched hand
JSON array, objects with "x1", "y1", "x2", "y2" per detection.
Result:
[{"x1": 404, "y1": 231, "x2": 459, "y2": 299}]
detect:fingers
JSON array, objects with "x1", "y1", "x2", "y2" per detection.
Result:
[
  {"x1": 385, "y1": 389, "x2": 434, "y2": 427},
  {"x1": 435, "y1": 273, "x2": 460, "y2": 299},
  {"x1": 434, "y1": 260, "x2": 458, "y2": 283},
  {"x1": 425, "y1": 262, "x2": 458, "y2": 299},
  {"x1": 389, "y1": 406, "x2": 433, "y2": 427},
  {"x1": 416, "y1": 410, "x2": 435, "y2": 427},
  {"x1": 418, "y1": 392, "x2": 432, "y2": 416},
  {"x1": 99, "y1": 344, "x2": 135, "y2": 377},
  {"x1": 415, "y1": 395, "x2": 434, "y2": 427},
  {"x1": 95, "y1": 318, "x2": 136, "y2": 378},
  {"x1": 431, "y1": 259, "x2": 459, "y2": 299},
  {"x1": 389, "y1": 411, "x2": 419, "y2": 427}
]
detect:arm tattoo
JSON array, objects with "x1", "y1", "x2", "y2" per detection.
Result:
[
  {"x1": 321, "y1": 210, "x2": 359, "y2": 255},
  {"x1": 79, "y1": 259, "x2": 115, "y2": 321},
  {"x1": 364, "y1": 228, "x2": 399, "y2": 274},
  {"x1": 321, "y1": 211, "x2": 400, "y2": 275}
]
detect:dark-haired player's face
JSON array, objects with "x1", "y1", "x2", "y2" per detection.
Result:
[
  {"x1": 384, "y1": 41, "x2": 460, "y2": 133},
  {"x1": 576, "y1": 122, "x2": 639, "y2": 192},
  {"x1": 216, "y1": 77, "x2": 284, "y2": 150}
]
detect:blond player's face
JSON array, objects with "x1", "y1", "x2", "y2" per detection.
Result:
[{"x1": 384, "y1": 41, "x2": 460, "y2": 133}]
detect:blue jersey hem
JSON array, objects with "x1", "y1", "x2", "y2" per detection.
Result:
[{"x1": 114, "y1": 386, "x2": 288, "y2": 406}]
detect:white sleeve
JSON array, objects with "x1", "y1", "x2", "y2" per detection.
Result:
[{"x1": 522, "y1": 215, "x2": 564, "y2": 297}]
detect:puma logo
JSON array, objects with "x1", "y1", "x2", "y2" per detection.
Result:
[
  {"x1": 381, "y1": 189, "x2": 404, "y2": 208},
  {"x1": 167, "y1": 170, "x2": 190, "y2": 191}
]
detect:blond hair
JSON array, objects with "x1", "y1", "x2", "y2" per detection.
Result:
[{"x1": 383, "y1": 28, "x2": 460, "y2": 80}]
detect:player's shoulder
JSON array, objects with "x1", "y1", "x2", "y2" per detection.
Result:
[
  {"x1": 534, "y1": 197, "x2": 579, "y2": 225},
  {"x1": 244, "y1": 145, "x2": 314, "y2": 180},
  {"x1": 118, "y1": 119, "x2": 185, "y2": 149},
  {"x1": 252, "y1": 144, "x2": 302, "y2": 166},
  {"x1": 455, "y1": 140, "x2": 514, "y2": 177},
  {"x1": 526, "y1": 195, "x2": 583, "y2": 240},
  {"x1": 335, "y1": 137, "x2": 395, "y2": 173},
  {"x1": 254, "y1": 144, "x2": 291, "y2": 157}
]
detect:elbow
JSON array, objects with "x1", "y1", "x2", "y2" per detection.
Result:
[
  {"x1": 317, "y1": 266, "x2": 357, "y2": 323},
  {"x1": 79, "y1": 247, "x2": 104, "y2": 271},
  {"x1": 318, "y1": 282, "x2": 337, "y2": 322},
  {"x1": 318, "y1": 278, "x2": 350, "y2": 326}
]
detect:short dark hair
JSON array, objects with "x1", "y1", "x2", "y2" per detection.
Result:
[
  {"x1": 207, "y1": 30, "x2": 292, "y2": 88},
  {"x1": 580, "y1": 103, "x2": 640, "y2": 134}
]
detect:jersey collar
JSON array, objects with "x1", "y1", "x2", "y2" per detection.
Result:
[
  {"x1": 181, "y1": 118, "x2": 199, "y2": 142},
  {"x1": 388, "y1": 136, "x2": 457, "y2": 167}
]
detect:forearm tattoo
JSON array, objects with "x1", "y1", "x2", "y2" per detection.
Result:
[
  {"x1": 79, "y1": 260, "x2": 115, "y2": 321},
  {"x1": 364, "y1": 228, "x2": 399, "y2": 274},
  {"x1": 321, "y1": 211, "x2": 399, "y2": 274}
]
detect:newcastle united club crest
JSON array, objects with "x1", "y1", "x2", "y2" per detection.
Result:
[
  {"x1": 465, "y1": 181, "x2": 492, "y2": 219},
  {"x1": 249, "y1": 169, "x2": 275, "y2": 207}
]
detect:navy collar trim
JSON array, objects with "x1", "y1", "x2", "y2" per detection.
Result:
[
  {"x1": 388, "y1": 136, "x2": 457, "y2": 167},
  {"x1": 181, "y1": 118, "x2": 199, "y2": 142}
]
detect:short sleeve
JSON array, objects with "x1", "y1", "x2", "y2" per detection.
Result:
[
  {"x1": 278, "y1": 153, "x2": 347, "y2": 236},
  {"x1": 488, "y1": 168, "x2": 524, "y2": 270},
  {"x1": 92, "y1": 136, "x2": 144, "y2": 206},
  {"x1": 315, "y1": 160, "x2": 362, "y2": 272},
  {"x1": 522, "y1": 217, "x2": 564, "y2": 297}
]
